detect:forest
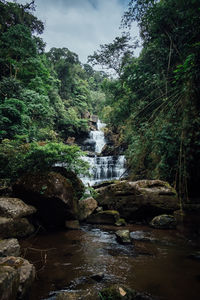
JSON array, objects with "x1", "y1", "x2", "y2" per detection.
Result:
[
  {"x1": 0, "y1": 0, "x2": 199, "y2": 202},
  {"x1": 0, "y1": 1, "x2": 200, "y2": 300}
]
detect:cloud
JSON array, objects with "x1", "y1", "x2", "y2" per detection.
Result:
[{"x1": 13, "y1": 0, "x2": 140, "y2": 64}]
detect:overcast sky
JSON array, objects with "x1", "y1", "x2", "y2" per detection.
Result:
[{"x1": 13, "y1": 0, "x2": 140, "y2": 64}]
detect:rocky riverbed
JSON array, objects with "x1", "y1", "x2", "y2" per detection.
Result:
[{"x1": 20, "y1": 220, "x2": 200, "y2": 300}]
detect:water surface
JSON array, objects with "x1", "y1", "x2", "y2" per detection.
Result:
[{"x1": 20, "y1": 220, "x2": 200, "y2": 300}]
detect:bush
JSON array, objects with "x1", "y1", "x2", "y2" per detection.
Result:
[{"x1": 0, "y1": 140, "x2": 89, "y2": 182}]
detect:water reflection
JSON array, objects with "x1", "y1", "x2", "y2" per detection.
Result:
[{"x1": 20, "y1": 223, "x2": 200, "y2": 300}]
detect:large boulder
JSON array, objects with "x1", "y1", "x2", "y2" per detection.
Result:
[
  {"x1": 96, "y1": 180, "x2": 179, "y2": 222},
  {"x1": 13, "y1": 172, "x2": 79, "y2": 227},
  {"x1": 0, "y1": 256, "x2": 35, "y2": 299},
  {"x1": 0, "y1": 239, "x2": 20, "y2": 257},
  {"x1": 52, "y1": 167, "x2": 85, "y2": 200},
  {"x1": 78, "y1": 197, "x2": 98, "y2": 221},
  {"x1": 0, "y1": 197, "x2": 36, "y2": 219},
  {"x1": 0, "y1": 217, "x2": 34, "y2": 238},
  {"x1": 0, "y1": 265, "x2": 19, "y2": 300},
  {"x1": 86, "y1": 210, "x2": 120, "y2": 225}
]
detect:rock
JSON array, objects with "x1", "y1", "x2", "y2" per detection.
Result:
[
  {"x1": 115, "y1": 230, "x2": 131, "y2": 244},
  {"x1": 115, "y1": 218, "x2": 127, "y2": 226},
  {"x1": 93, "y1": 180, "x2": 117, "y2": 189},
  {"x1": 86, "y1": 151, "x2": 96, "y2": 157},
  {"x1": 90, "y1": 272, "x2": 104, "y2": 282},
  {"x1": 52, "y1": 167, "x2": 85, "y2": 200},
  {"x1": 130, "y1": 231, "x2": 156, "y2": 243},
  {"x1": 96, "y1": 179, "x2": 179, "y2": 222},
  {"x1": 13, "y1": 172, "x2": 79, "y2": 227},
  {"x1": 66, "y1": 137, "x2": 75, "y2": 145},
  {"x1": 96, "y1": 206, "x2": 103, "y2": 212},
  {"x1": 0, "y1": 217, "x2": 34, "y2": 238},
  {"x1": 0, "y1": 256, "x2": 35, "y2": 299},
  {"x1": 150, "y1": 214, "x2": 177, "y2": 229},
  {"x1": 55, "y1": 289, "x2": 97, "y2": 300},
  {"x1": 0, "y1": 265, "x2": 19, "y2": 300},
  {"x1": 99, "y1": 285, "x2": 155, "y2": 300},
  {"x1": 65, "y1": 220, "x2": 80, "y2": 230},
  {"x1": 78, "y1": 197, "x2": 98, "y2": 221},
  {"x1": 0, "y1": 239, "x2": 20, "y2": 257},
  {"x1": 0, "y1": 197, "x2": 36, "y2": 218},
  {"x1": 86, "y1": 210, "x2": 120, "y2": 225}
]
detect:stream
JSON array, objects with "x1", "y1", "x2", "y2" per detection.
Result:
[
  {"x1": 20, "y1": 218, "x2": 200, "y2": 300},
  {"x1": 20, "y1": 120, "x2": 200, "y2": 299}
]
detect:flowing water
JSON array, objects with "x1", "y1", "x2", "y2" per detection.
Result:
[
  {"x1": 20, "y1": 219, "x2": 200, "y2": 300},
  {"x1": 81, "y1": 120, "x2": 127, "y2": 186},
  {"x1": 20, "y1": 120, "x2": 200, "y2": 299}
]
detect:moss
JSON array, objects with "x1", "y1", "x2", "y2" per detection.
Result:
[
  {"x1": 99, "y1": 286, "x2": 137, "y2": 300},
  {"x1": 115, "y1": 218, "x2": 127, "y2": 226},
  {"x1": 98, "y1": 210, "x2": 120, "y2": 215}
]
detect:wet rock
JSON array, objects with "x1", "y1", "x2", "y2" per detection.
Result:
[
  {"x1": 115, "y1": 230, "x2": 131, "y2": 244},
  {"x1": 86, "y1": 151, "x2": 96, "y2": 157},
  {"x1": 0, "y1": 217, "x2": 34, "y2": 238},
  {"x1": 130, "y1": 231, "x2": 155, "y2": 243},
  {"x1": 78, "y1": 197, "x2": 98, "y2": 221},
  {"x1": 13, "y1": 172, "x2": 79, "y2": 227},
  {"x1": 96, "y1": 179, "x2": 179, "y2": 222},
  {"x1": 86, "y1": 210, "x2": 120, "y2": 225},
  {"x1": 65, "y1": 220, "x2": 80, "y2": 230},
  {"x1": 55, "y1": 289, "x2": 97, "y2": 300},
  {"x1": 90, "y1": 272, "x2": 104, "y2": 282},
  {"x1": 0, "y1": 239, "x2": 20, "y2": 257},
  {"x1": 115, "y1": 218, "x2": 127, "y2": 226},
  {"x1": 99, "y1": 285, "x2": 155, "y2": 300},
  {"x1": 150, "y1": 214, "x2": 177, "y2": 229},
  {"x1": 0, "y1": 197, "x2": 36, "y2": 218},
  {"x1": 0, "y1": 265, "x2": 19, "y2": 300},
  {"x1": 0, "y1": 256, "x2": 35, "y2": 299}
]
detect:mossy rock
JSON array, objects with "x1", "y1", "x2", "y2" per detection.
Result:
[
  {"x1": 115, "y1": 218, "x2": 127, "y2": 226},
  {"x1": 96, "y1": 179, "x2": 179, "y2": 222},
  {"x1": 150, "y1": 214, "x2": 177, "y2": 229},
  {"x1": 52, "y1": 167, "x2": 85, "y2": 200},
  {"x1": 13, "y1": 172, "x2": 78, "y2": 228},
  {"x1": 99, "y1": 285, "x2": 155, "y2": 300}
]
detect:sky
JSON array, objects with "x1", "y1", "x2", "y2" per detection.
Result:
[{"x1": 13, "y1": 0, "x2": 140, "y2": 64}]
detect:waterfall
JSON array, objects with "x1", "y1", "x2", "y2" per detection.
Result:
[{"x1": 81, "y1": 120, "x2": 127, "y2": 186}]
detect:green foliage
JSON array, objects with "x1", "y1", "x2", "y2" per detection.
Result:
[
  {"x1": 0, "y1": 139, "x2": 89, "y2": 182},
  {"x1": 88, "y1": 33, "x2": 138, "y2": 76},
  {"x1": 97, "y1": 0, "x2": 200, "y2": 197},
  {"x1": 19, "y1": 89, "x2": 54, "y2": 126},
  {"x1": 0, "y1": 77, "x2": 22, "y2": 100},
  {"x1": 0, "y1": 98, "x2": 28, "y2": 139},
  {"x1": 0, "y1": 24, "x2": 37, "y2": 78}
]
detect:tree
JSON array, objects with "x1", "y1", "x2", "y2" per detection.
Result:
[
  {"x1": 88, "y1": 33, "x2": 138, "y2": 76},
  {"x1": 0, "y1": 98, "x2": 28, "y2": 139},
  {"x1": 0, "y1": 139, "x2": 89, "y2": 182},
  {"x1": 99, "y1": 0, "x2": 200, "y2": 198}
]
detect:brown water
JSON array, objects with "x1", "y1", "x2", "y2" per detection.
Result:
[{"x1": 20, "y1": 219, "x2": 200, "y2": 300}]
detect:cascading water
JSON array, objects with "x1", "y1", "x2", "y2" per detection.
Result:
[{"x1": 81, "y1": 120, "x2": 127, "y2": 186}]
